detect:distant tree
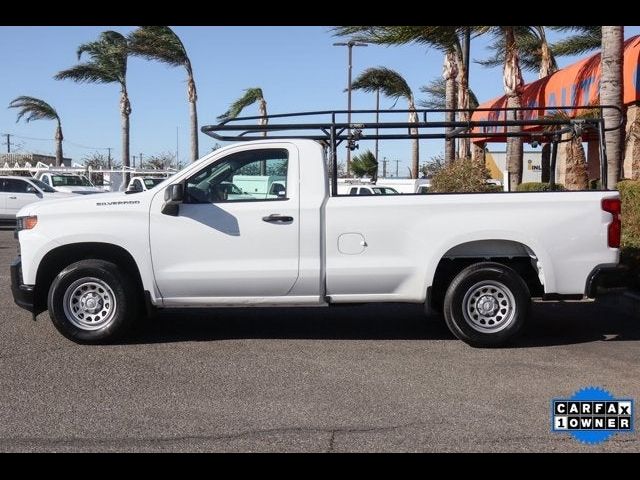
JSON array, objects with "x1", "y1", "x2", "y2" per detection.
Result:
[
  {"x1": 420, "y1": 154, "x2": 446, "y2": 178},
  {"x1": 82, "y1": 151, "x2": 118, "y2": 169},
  {"x1": 8, "y1": 96, "x2": 64, "y2": 166},
  {"x1": 350, "y1": 150, "x2": 379, "y2": 179},
  {"x1": 142, "y1": 151, "x2": 176, "y2": 170}
]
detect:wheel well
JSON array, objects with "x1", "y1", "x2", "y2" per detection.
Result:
[
  {"x1": 430, "y1": 241, "x2": 544, "y2": 311},
  {"x1": 34, "y1": 243, "x2": 144, "y2": 313}
]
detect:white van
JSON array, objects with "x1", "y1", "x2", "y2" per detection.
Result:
[{"x1": 232, "y1": 175, "x2": 287, "y2": 199}]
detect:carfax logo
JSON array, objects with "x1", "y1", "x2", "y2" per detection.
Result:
[{"x1": 551, "y1": 386, "x2": 634, "y2": 444}]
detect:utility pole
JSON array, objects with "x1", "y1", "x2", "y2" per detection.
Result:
[
  {"x1": 382, "y1": 157, "x2": 388, "y2": 178},
  {"x1": 176, "y1": 126, "x2": 179, "y2": 170},
  {"x1": 333, "y1": 40, "x2": 368, "y2": 174},
  {"x1": 395, "y1": 159, "x2": 400, "y2": 178},
  {"x1": 3, "y1": 134, "x2": 15, "y2": 153},
  {"x1": 132, "y1": 155, "x2": 136, "y2": 168},
  {"x1": 139, "y1": 153, "x2": 143, "y2": 166},
  {"x1": 107, "y1": 147, "x2": 112, "y2": 169}
]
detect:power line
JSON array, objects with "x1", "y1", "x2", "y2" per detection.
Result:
[
  {"x1": 63, "y1": 140, "x2": 110, "y2": 150},
  {"x1": 1, "y1": 132, "x2": 50, "y2": 142},
  {"x1": 0, "y1": 132, "x2": 110, "y2": 151}
]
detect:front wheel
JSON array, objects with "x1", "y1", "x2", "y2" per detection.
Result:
[
  {"x1": 443, "y1": 262, "x2": 530, "y2": 347},
  {"x1": 47, "y1": 259, "x2": 138, "y2": 344}
]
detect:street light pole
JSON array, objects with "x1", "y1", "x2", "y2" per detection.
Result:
[{"x1": 333, "y1": 40, "x2": 368, "y2": 174}]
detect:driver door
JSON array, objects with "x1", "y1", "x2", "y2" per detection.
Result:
[{"x1": 149, "y1": 144, "x2": 300, "y2": 304}]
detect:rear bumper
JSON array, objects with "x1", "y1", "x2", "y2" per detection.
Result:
[
  {"x1": 585, "y1": 264, "x2": 629, "y2": 298},
  {"x1": 10, "y1": 257, "x2": 35, "y2": 313}
]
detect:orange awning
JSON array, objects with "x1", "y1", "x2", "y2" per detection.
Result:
[{"x1": 471, "y1": 35, "x2": 640, "y2": 142}]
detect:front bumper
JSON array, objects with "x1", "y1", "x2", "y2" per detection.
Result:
[
  {"x1": 585, "y1": 264, "x2": 629, "y2": 298},
  {"x1": 10, "y1": 257, "x2": 35, "y2": 313}
]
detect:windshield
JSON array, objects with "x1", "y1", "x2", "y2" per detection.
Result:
[
  {"x1": 373, "y1": 187, "x2": 399, "y2": 194},
  {"x1": 29, "y1": 178, "x2": 56, "y2": 193},
  {"x1": 143, "y1": 178, "x2": 165, "y2": 189},
  {"x1": 51, "y1": 175, "x2": 93, "y2": 187}
]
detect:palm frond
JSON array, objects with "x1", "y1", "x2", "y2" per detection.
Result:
[
  {"x1": 128, "y1": 26, "x2": 189, "y2": 70},
  {"x1": 351, "y1": 67, "x2": 412, "y2": 100},
  {"x1": 8, "y1": 96, "x2": 59, "y2": 123},
  {"x1": 333, "y1": 26, "x2": 472, "y2": 53},
  {"x1": 217, "y1": 88, "x2": 264, "y2": 121},
  {"x1": 54, "y1": 64, "x2": 119, "y2": 84},
  {"x1": 58, "y1": 30, "x2": 128, "y2": 85},
  {"x1": 419, "y1": 78, "x2": 446, "y2": 109},
  {"x1": 549, "y1": 26, "x2": 601, "y2": 56},
  {"x1": 418, "y1": 78, "x2": 479, "y2": 110}
]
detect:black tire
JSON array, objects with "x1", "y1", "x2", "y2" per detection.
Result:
[
  {"x1": 443, "y1": 262, "x2": 530, "y2": 347},
  {"x1": 47, "y1": 259, "x2": 138, "y2": 344}
]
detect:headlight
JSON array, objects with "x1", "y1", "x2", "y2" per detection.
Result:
[{"x1": 16, "y1": 215, "x2": 38, "y2": 232}]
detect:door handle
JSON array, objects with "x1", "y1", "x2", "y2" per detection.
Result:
[
  {"x1": 262, "y1": 214, "x2": 293, "y2": 223},
  {"x1": 9, "y1": 196, "x2": 16, "y2": 199}
]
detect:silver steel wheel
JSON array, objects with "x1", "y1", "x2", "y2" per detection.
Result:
[
  {"x1": 462, "y1": 280, "x2": 516, "y2": 333},
  {"x1": 62, "y1": 277, "x2": 117, "y2": 331}
]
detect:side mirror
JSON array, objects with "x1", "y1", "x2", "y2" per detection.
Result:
[
  {"x1": 26, "y1": 185, "x2": 37, "y2": 194},
  {"x1": 164, "y1": 183, "x2": 184, "y2": 202},
  {"x1": 276, "y1": 189, "x2": 286, "y2": 198},
  {"x1": 162, "y1": 183, "x2": 184, "y2": 216}
]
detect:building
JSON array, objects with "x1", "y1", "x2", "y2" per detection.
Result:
[{"x1": 485, "y1": 149, "x2": 543, "y2": 184}]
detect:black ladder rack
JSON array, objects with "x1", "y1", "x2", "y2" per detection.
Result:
[{"x1": 201, "y1": 105, "x2": 623, "y2": 195}]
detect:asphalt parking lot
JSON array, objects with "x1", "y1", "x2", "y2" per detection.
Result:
[{"x1": 0, "y1": 225, "x2": 638, "y2": 452}]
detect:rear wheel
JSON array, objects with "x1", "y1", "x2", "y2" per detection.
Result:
[
  {"x1": 47, "y1": 259, "x2": 138, "y2": 344},
  {"x1": 443, "y1": 262, "x2": 530, "y2": 347}
]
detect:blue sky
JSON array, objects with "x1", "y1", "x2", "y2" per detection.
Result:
[{"x1": 1, "y1": 26, "x2": 639, "y2": 174}]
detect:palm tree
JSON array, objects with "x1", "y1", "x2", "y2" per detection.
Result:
[
  {"x1": 350, "y1": 67, "x2": 420, "y2": 179},
  {"x1": 420, "y1": 76, "x2": 481, "y2": 163},
  {"x1": 501, "y1": 27, "x2": 525, "y2": 191},
  {"x1": 350, "y1": 150, "x2": 378, "y2": 179},
  {"x1": 8, "y1": 96, "x2": 64, "y2": 166},
  {"x1": 474, "y1": 27, "x2": 528, "y2": 190},
  {"x1": 600, "y1": 26, "x2": 624, "y2": 189},
  {"x1": 477, "y1": 26, "x2": 558, "y2": 78},
  {"x1": 55, "y1": 31, "x2": 131, "y2": 171},
  {"x1": 128, "y1": 26, "x2": 199, "y2": 163},
  {"x1": 218, "y1": 88, "x2": 268, "y2": 136},
  {"x1": 334, "y1": 26, "x2": 475, "y2": 160}
]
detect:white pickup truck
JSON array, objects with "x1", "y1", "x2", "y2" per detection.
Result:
[
  {"x1": 36, "y1": 172, "x2": 104, "y2": 195},
  {"x1": 10, "y1": 138, "x2": 623, "y2": 347}
]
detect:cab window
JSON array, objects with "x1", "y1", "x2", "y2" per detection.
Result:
[{"x1": 185, "y1": 149, "x2": 288, "y2": 204}]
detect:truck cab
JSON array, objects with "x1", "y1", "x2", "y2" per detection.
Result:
[{"x1": 37, "y1": 172, "x2": 104, "y2": 195}]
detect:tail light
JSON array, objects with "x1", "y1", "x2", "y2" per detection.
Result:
[{"x1": 602, "y1": 198, "x2": 621, "y2": 248}]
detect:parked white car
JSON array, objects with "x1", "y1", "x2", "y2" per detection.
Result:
[
  {"x1": 36, "y1": 172, "x2": 104, "y2": 195},
  {"x1": 11, "y1": 139, "x2": 623, "y2": 347},
  {"x1": 126, "y1": 176, "x2": 168, "y2": 192},
  {"x1": 344, "y1": 185, "x2": 400, "y2": 195},
  {"x1": 0, "y1": 176, "x2": 75, "y2": 220}
]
